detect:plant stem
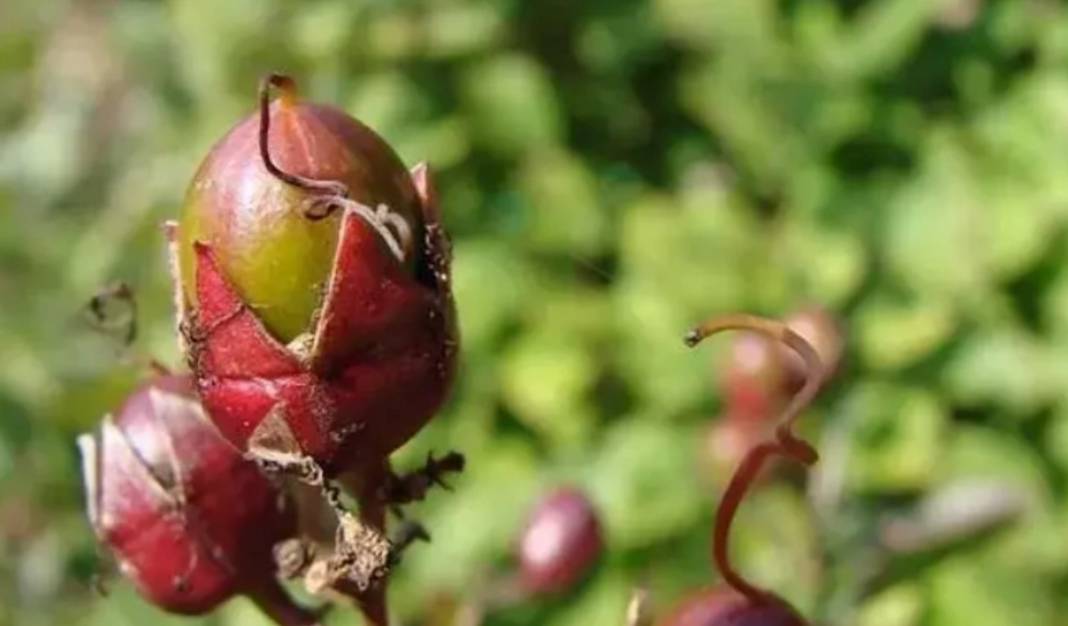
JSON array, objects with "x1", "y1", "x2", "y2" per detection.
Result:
[
  {"x1": 340, "y1": 460, "x2": 392, "y2": 626},
  {"x1": 685, "y1": 313, "x2": 826, "y2": 604},
  {"x1": 248, "y1": 578, "x2": 322, "y2": 626}
]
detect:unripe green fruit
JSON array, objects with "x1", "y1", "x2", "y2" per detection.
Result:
[{"x1": 179, "y1": 86, "x2": 422, "y2": 342}]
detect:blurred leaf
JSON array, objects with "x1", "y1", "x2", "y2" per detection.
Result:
[
  {"x1": 780, "y1": 219, "x2": 868, "y2": 307},
  {"x1": 927, "y1": 556, "x2": 1053, "y2": 626},
  {"x1": 501, "y1": 327, "x2": 599, "y2": 450},
  {"x1": 854, "y1": 295, "x2": 957, "y2": 371},
  {"x1": 399, "y1": 438, "x2": 540, "y2": 597},
  {"x1": 943, "y1": 329, "x2": 1065, "y2": 416},
  {"x1": 516, "y1": 149, "x2": 608, "y2": 256},
  {"x1": 885, "y1": 133, "x2": 988, "y2": 304},
  {"x1": 588, "y1": 419, "x2": 703, "y2": 549},
  {"x1": 451, "y1": 239, "x2": 537, "y2": 353},
  {"x1": 460, "y1": 53, "x2": 563, "y2": 156},
  {"x1": 855, "y1": 583, "x2": 923, "y2": 626},
  {"x1": 842, "y1": 383, "x2": 948, "y2": 493},
  {"x1": 425, "y1": 2, "x2": 505, "y2": 58},
  {"x1": 732, "y1": 484, "x2": 820, "y2": 613},
  {"x1": 547, "y1": 570, "x2": 630, "y2": 626}
]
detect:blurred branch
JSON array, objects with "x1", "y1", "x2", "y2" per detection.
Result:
[
  {"x1": 625, "y1": 585, "x2": 651, "y2": 626},
  {"x1": 861, "y1": 480, "x2": 1027, "y2": 597}
]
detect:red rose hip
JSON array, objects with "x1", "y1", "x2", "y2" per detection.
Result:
[
  {"x1": 721, "y1": 332, "x2": 790, "y2": 423},
  {"x1": 783, "y1": 308, "x2": 842, "y2": 394},
  {"x1": 168, "y1": 74, "x2": 457, "y2": 475},
  {"x1": 658, "y1": 588, "x2": 805, "y2": 626},
  {"x1": 78, "y1": 375, "x2": 316, "y2": 624},
  {"x1": 517, "y1": 487, "x2": 603, "y2": 595}
]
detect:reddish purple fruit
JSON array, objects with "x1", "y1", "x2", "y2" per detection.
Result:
[
  {"x1": 657, "y1": 588, "x2": 805, "y2": 626},
  {"x1": 783, "y1": 308, "x2": 842, "y2": 394},
  {"x1": 168, "y1": 74, "x2": 457, "y2": 474},
  {"x1": 699, "y1": 418, "x2": 764, "y2": 486},
  {"x1": 719, "y1": 308, "x2": 842, "y2": 424},
  {"x1": 517, "y1": 487, "x2": 603, "y2": 595},
  {"x1": 78, "y1": 375, "x2": 316, "y2": 624}
]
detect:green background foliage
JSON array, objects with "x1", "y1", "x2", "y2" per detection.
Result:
[{"x1": 2, "y1": 0, "x2": 1067, "y2": 624}]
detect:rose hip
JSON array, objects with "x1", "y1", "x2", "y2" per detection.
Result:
[
  {"x1": 517, "y1": 487, "x2": 603, "y2": 596},
  {"x1": 78, "y1": 375, "x2": 316, "y2": 624},
  {"x1": 168, "y1": 73, "x2": 457, "y2": 475},
  {"x1": 784, "y1": 308, "x2": 842, "y2": 394},
  {"x1": 657, "y1": 588, "x2": 804, "y2": 626},
  {"x1": 721, "y1": 332, "x2": 790, "y2": 423}
]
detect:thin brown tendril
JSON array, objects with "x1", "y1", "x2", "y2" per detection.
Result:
[
  {"x1": 258, "y1": 73, "x2": 349, "y2": 203},
  {"x1": 257, "y1": 73, "x2": 413, "y2": 263},
  {"x1": 684, "y1": 313, "x2": 826, "y2": 603}
]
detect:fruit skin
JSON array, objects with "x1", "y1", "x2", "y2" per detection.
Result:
[
  {"x1": 517, "y1": 487, "x2": 603, "y2": 595},
  {"x1": 168, "y1": 80, "x2": 457, "y2": 473},
  {"x1": 77, "y1": 375, "x2": 297, "y2": 615},
  {"x1": 657, "y1": 588, "x2": 806, "y2": 626},
  {"x1": 178, "y1": 97, "x2": 422, "y2": 342}
]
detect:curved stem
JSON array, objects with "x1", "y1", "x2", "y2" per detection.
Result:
[
  {"x1": 711, "y1": 441, "x2": 794, "y2": 601},
  {"x1": 685, "y1": 313, "x2": 826, "y2": 603},
  {"x1": 247, "y1": 577, "x2": 322, "y2": 626},
  {"x1": 258, "y1": 73, "x2": 349, "y2": 200}
]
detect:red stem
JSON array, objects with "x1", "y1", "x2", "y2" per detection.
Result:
[{"x1": 685, "y1": 313, "x2": 826, "y2": 603}]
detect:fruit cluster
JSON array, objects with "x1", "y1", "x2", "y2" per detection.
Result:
[
  {"x1": 78, "y1": 73, "x2": 840, "y2": 626},
  {"x1": 79, "y1": 73, "x2": 459, "y2": 626}
]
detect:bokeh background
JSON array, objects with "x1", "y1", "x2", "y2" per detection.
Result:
[{"x1": 4, "y1": 0, "x2": 1068, "y2": 624}]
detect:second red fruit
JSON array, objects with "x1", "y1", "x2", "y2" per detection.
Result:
[
  {"x1": 517, "y1": 487, "x2": 603, "y2": 595},
  {"x1": 657, "y1": 588, "x2": 805, "y2": 626}
]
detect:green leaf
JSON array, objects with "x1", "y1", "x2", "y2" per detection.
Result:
[
  {"x1": 588, "y1": 419, "x2": 703, "y2": 549},
  {"x1": 842, "y1": 383, "x2": 948, "y2": 493},
  {"x1": 461, "y1": 53, "x2": 563, "y2": 155}
]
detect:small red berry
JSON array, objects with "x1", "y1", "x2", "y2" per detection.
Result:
[
  {"x1": 657, "y1": 588, "x2": 805, "y2": 626},
  {"x1": 78, "y1": 375, "x2": 315, "y2": 624},
  {"x1": 718, "y1": 308, "x2": 842, "y2": 425},
  {"x1": 721, "y1": 333, "x2": 790, "y2": 423},
  {"x1": 699, "y1": 417, "x2": 765, "y2": 485},
  {"x1": 517, "y1": 487, "x2": 603, "y2": 595},
  {"x1": 168, "y1": 74, "x2": 457, "y2": 474}
]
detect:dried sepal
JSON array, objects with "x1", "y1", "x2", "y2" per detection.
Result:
[
  {"x1": 78, "y1": 376, "x2": 316, "y2": 624},
  {"x1": 378, "y1": 451, "x2": 465, "y2": 510},
  {"x1": 309, "y1": 202, "x2": 433, "y2": 375},
  {"x1": 164, "y1": 221, "x2": 190, "y2": 358},
  {"x1": 298, "y1": 514, "x2": 392, "y2": 596}
]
